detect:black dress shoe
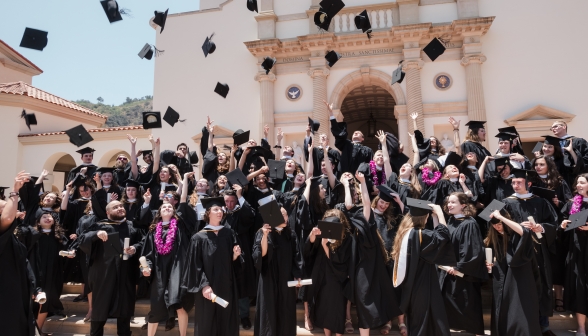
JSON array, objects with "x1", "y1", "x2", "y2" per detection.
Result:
[
  {"x1": 165, "y1": 317, "x2": 176, "y2": 331},
  {"x1": 141, "y1": 323, "x2": 148, "y2": 330},
  {"x1": 72, "y1": 295, "x2": 85, "y2": 302},
  {"x1": 241, "y1": 317, "x2": 252, "y2": 330},
  {"x1": 542, "y1": 330, "x2": 557, "y2": 336}
]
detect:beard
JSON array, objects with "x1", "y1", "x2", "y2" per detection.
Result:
[
  {"x1": 115, "y1": 161, "x2": 126, "y2": 169},
  {"x1": 109, "y1": 212, "x2": 126, "y2": 221}
]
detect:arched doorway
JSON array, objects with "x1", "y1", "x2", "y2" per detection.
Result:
[
  {"x1": 340, "y1": 85, "x2": 397, "y2": 150},
  {"x1": 51, "y1": 153, "x2": 76, "y2": 190}
]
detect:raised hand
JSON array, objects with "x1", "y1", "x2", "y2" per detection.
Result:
[
  {"x1": 127, "y1": 134, "x2": 137, "y2": 145},
  {"x1": 277, "y1": 128, "x2": 283, "y2": 142},
  {"x1": 262, "y1": 224, "x2": 271, "y2": 236},
  {"x1": 143, "y1": 188, "x2": 152, "y2": 204},
  {"x1": 459, "y1": 173, "x2": 466, "y2": 183},
  {"x1": 233, "y1": 245, "x2": 242, "y2": 260},
  {"x1": 376, "y1": 130, "x2": 386, "y2": 144},
  {"x1": 409, "y1": 112, "x2": 418, "y2": 120},
  {"x1": 449, "y1": 117, "x2": 460, "y2": 130},
  {"x1": 264, "y1": 124, "x2": 269, "y2": 138},
  {"x1": 110, "y1": 193, "x2": 119, "y2": 201},
  {"x1": 80, "y1": 167, "x2": 88, "y2": 175},
  {"x1": 322, "y1": 100, "x2": 334, "y2": 116},
  {"x1": 355, "y1": 171, "x2": 365, "y2": 183}
]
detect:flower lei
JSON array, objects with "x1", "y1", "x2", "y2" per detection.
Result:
[
  {"x1": 570, "y1": 194, "x2": 583, "y2": 215},
  {"x1": 421, "y1": 167, "x2": 441, "y2": 186},
  {"x1": 369, "y1": 160, "x2": 386, "y2": 186},
  {"x1": 155, "y1": 218, "x2": 178, "y2": 255}
]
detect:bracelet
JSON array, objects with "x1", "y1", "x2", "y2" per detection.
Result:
[
  {"x1": 9, "y1": 192, "x2": 19, "y2": 197},
  {"x1": 453, "y1": 129, "x2": 459, "y2": 131}
]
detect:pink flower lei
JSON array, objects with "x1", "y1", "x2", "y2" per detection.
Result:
[
  {"x1": 155, "y1": 218, "x2": 178, "y2": 255},
  {"x1": 570, "y1": 194, "x2": 584, "y2": 215},
  {"x1": 421, "y1": 166, "x2": 441, "y2": 186},
  {"x1": 369, "y1": 160, "x2": 386, "y2": 186}
]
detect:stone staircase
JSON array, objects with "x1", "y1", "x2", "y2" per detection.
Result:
[{"x1": 42, "y1": 284, "x2": 579, "y2": 335}]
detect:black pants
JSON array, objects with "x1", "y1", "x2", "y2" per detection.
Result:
[{"x1": 90, "y1": 317, "x2": 131, "y2": 336}]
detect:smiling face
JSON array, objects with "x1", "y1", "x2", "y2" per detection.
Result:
[
  {"x1": 159, "y1": 168, "x2": 170, "y2": 182},
  {"x1": 492, "y1": 221, "x2": 504, "y2": 234},
  {"x1": 39, "y1": 213, "x2": 55, "y2": 229},
  {"x1": 498, "y1": 140, "x2": 511, "y2": 154},
  {"x1": 159, "y1": 203, "x2": 175, "y2": 220},
  {"x1": 429, "y1": 137, "x2": 437, "y2": 148},
  {"x1": 255, "y1": 174, "x2": 267, "y2": 190},
  {"x1": 78, "y1": 185, "x2": 92, "y2": 199},
  {"x1": 534, "y1": 158, "x2": 548, "y2": 175},
  {"x1": 352, "y1": 131, "x2": 364, "y2": 142},
  {"x1": 477, "y1": 127, "x2": 486, "y2": 141},
  {"x1": 125, "y1": 187, "x2": 137, "y2": 199},
  {"x1": 576, "y1": 176, "x2": 588, "y2": 196},
  {"x1": 196, "y1": 179, "x2": 209, "y2": 193},
  {"x1": 294, "y1": 173, "x2": 306, "y2": 186},
  {"x1": 101, "y1": 172, "x2": 113, "y2": 186},
  {"x1": 318, "y1": 184, "x2": 326, "y2": 199},
  {"x1": 42, "y1": 193, "x2": 57, "y2": 207},
  {"x1": 542, "y1": 144, "x2": 555, "y2": 156},
  {"x1": 446, "y1": 195, "x2": 464, "y2": 215},
  {"x1": 285, "y1": 159, "x2": 296, "y2": 173},
  {"x1": 218, "y1": 153, "x2": 227, "y2": 164},
  {"x1": 375, "y1": 198, "x2": 390, "y2": 212},
  {"x1": 106, "y1": 201, "x2": 126, "y2": 221},
  {"x1": 373, "y1": 151, "x2": 384, "y2": 166},
  {"x1": 217, "y1": 175, "x2": 228, "y2": 188},
  {"x1": 399, "y1": 163, "x2": 412, "y2": 178},
  {"x1": 443, "y1": 165, "x2": 460, "y2": 179},
  {"x1": 465, "y1": 152, "x2": 478, "y2": 165},
  {"x1": 497, "y1": 164, "x2": 512, "y2": 179},
  {"x1": 143, "y1": 153, "x2": 153, "y2": 165}
]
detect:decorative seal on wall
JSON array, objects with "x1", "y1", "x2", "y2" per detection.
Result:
[
  {"x1": 286, "y1": 85, "x2": 302, "y2": 101},
  {"x1": 434, "y1": 73, "x2": 453, "y2": 91}
]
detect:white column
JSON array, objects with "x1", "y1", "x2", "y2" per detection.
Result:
[
  {"x1": 307, "y1": 68, "x2": 330, "y2": 139},
  {"x1": 254, "y1": 72, "x2": 276, "y2": 146},
  {"x1": 461, "y1": 55, "x2": 487, "y2": 122},
  {"x1": 402, "y1": 59, "x2": 424, "y2": 154}
]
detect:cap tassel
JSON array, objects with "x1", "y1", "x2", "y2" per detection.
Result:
[
  {"x1": 119, "y1": 8, "x2": 132, "y2": 17},
  {"x1": 154, "y1": 46, "x2": 165, "y2": 57},
  {"x1": 366, "y1": 30, "x2": 372, "y2": 40}
]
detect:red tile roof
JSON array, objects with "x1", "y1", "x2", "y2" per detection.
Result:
[
  {"x1": 0, "y1": 81, "x2": 108, "y2": 119},
  {"x1": 0, "y1": 39, "x2": 43, "y2": 73},
  {"x1": 18, "y1": 125, "x2": 144, "y2": 137}
]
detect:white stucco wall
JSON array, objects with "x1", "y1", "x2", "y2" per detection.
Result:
[{"x1": 0, "y1": 64, "x2": 33, "y2": 84}]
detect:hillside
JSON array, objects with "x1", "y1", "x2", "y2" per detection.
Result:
[{"x1": 75, "y1": 96, "x2": 153, "y2": 127}]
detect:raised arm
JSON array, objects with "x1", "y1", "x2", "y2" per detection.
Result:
[
  {"x1": 61, "y1": 181, "x2": 73, "y2": 210},
  {"x1": 429, "y1": 204, "x2": 446, "y2": 227},
  {"x1": 491, "y1": 210, "x2": 523, "y2": 236},
  {"x1": 408, "y1": 132, "x2": 420, "y2": 166},
  {"x1": 356, "y1": 172, "x2": 372, "y2": 220},
  {"x1": 247, "y1": 166, "x2": 269, "y2": 182},
  {"x1": 127, "y1": 134, "x2": 139, "y2": 179},
  {"x1": 229, "y1": 144, "x2": 237, "y2": 172},
  {"x1": 564, "y1": 141, "x2": 579, "y2": 165},
  {"x1": 303, "y1": 176, "x2": 312, "y2": 204},
  {"x1": 478, "y1": 156, "x2": 492, "y2": 183},
  {"x1": 341, "y1": 177, "x2": 353, "y2": 210},
  {"x1": 151, "y1": 135, "x2": 161, "y2": 175},
  {"x1": 449, "y1": 117, "x2": 461, "y2": 155},
  {"x1": 238, "y1": 147, "x2": 250, "y2": 171},
  {"x1": 1, "y1": 171, "x2": 29, "y2": 232},
  {"x1": 306, "y1": 142, "x2": 314, "y2": 178},
  {"x1": 207, "y1": 116, "x2": 215, "y2": 152},
  {"x1": 36, "y1": 169, "x2": 48, "y2": 186},
  {"x1": 181, "y1": 172, "x2": 193, "y2": 203},
  {"x1": 410, "y1": 112, "x2": 418, "y2": 132},
  {"x1": 323, "y1": 146, "x2": 337, "y2": 190},
  {"x1": 377, "y1": 130, "x2": 393, "y2": 178},
  {"x1": 275, "y1": 128, "x2": 283, "y2": 159}
]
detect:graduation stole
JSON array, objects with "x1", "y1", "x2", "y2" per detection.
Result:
[
  {"x1": 393, "y1": 229, "x2": 421, "y2": 287},
  {"x1": 155, "y1": 219, "x2": 177, "y2": 255}
]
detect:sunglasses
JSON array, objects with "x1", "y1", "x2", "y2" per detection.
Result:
[
  {"x1": 164, "y1": 194, "x2": 175, "y2": 199},
  {"x1": 117, "y1": 157, "x2": 128, "y2": 161}
]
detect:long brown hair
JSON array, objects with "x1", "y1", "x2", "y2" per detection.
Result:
[
  {"x1": 465, "y1": 129, "x2": 482, "y2": 143},
  {"x1": 443, "y1": 192, "x2": 476, "y2": 217},
  {"x1": 430, "y1": 136, "x2": 446, "y2": 155},
  {"x1": 572, "y1": 173, "x2": 588, "y2": 197},
  {"x1": 216, "y1": 150, "x2": 230, "y2": 174},
  {"x1": 36, "y1": 212, "x2": 66, "y2": 243},
  {"x1": 149, "y1": 205, "x2": 179, "y2": 232},
  {"x1": 531, "y1": 156, "x2": 562, "y2": 190},
  {"x1": 38, "y1": 191, "x2": 62, "y2": 211},
  {"x1": 371, "y1": 196, "x2": 397, "y2": 229},
  {"x1": 391, "y1": 213, "x2": 428, "y2": 261},
  {"x1": 411, "y1": 159, "x2": 440, "y2": 198},
  {"x1": 483, "y1": 209, "x2": 512, "y2": 261},
  {"x1": 322, "y1": 209, "x2": 351, "y2": 251}
]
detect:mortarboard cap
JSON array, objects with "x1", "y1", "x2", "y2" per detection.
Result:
[
  {"x1": 511, "y1": 168, "x2": 537, "y2": 180},
  {"x1": 163, "y1": 106, "x2": 181, "y2": 127},
  {"x1": 100, "y1": 0, "x2": 123, "y2": 23},
  {"x1": 21, "y1": 110, "x2": 37, "y2": 131},
  {"x1": 125, "y1": 179, "x2": 140, "y2": 189},
  {"x1": 76, "y1": 147, "x2": 96, "y2": 155},
  {"x1": 261, "y1": 57, "x2": 276, "y2": 75},
  {"x1": 233, "y1": 129, "x2": 251, "y2": 146},
  {"x1": 140, "y1": 150, "x2": 153, "y2": 157},
  {"x1": 138, "y1": 43, "x2": 153, "y2": 60},
  {"x1": 96, "y1": 167, "x2": 116, "y2": 175},
  {"x1": 542, "y1": 135, "x2": 562, "y2": 147},
  {"x1": 226, "y1": 168, "x2": 248, "y2": 187},
  {"x1": 493, "y1": 156, "x2": 512, "y2": 169},
  {"x1": 325, "y1": 50, "x2": 341, "y2": 67},
  {"x1": 164, "y1": 185, "x2": 177, "y2": 193},
  {"x1": 189, "y1": 151, "x2": 199, "y2": 165},
  {"x1": 308, "y1": 117, "x2": 320, "y2": 134},
  {"x1": 531, "y1": 186, "x2": 556, "y2": 200},
  {"x1": 498, "y1": 126, "x2": 519, "y2": 136},
  {"x1": 314, "y1": 11, "x2": 332, "y2": 31},
  {"x1": 20, "y1": 28, "x2": 48, "y2": 51},
  {"x1": 354, "y1": 10, "x2": 372, "y2": 33},
  {"x1": 318, "y1": 217, "x2": 344, "y2": 239},
  {"x1": 406, "y1": 198, "x2": 433, "y2": 217},
  {"x1": 247, "y1": 0, "x2": 258, "y2": 13},
  {"x1": 202, "y1": 33, "x2": 216, "y2": 57},
  {"x1": 201, "y1": 197, "x2": 225, "y2": 209},
  {"x1": 532, "y1": 142, "x2": 544, "y2": 153},
  {"x1": 377, "y1": 185, "x2": 396, "y2": 203},
  {"x1": 142, "y1": 112, "x2": 162, "y2": 129},
  {"x1": 0, "y1": 187, "x2": 8, "y2": 199},
  {"x1": 443, "y1": 151, "x2": 462, "y2": 169},
  {"x1": 465, "y1": 120, "x2": 486, "y2": 131},
  {"x1": 423, "y1": 37, "x2": 446, "y2": 62},
  {"x1": 391, "y1": 65, "x2": 405, "y2": 85},
  {"x1": 495, "y1": 132, "x2": 516, "y2": 142},
  {"x1": 215, "y1": 82, "x2": 229, "y2": 98},
  {"x1": 259, "y1": 200, "x2": 285, "y2": 227},
  {"x1": 248, "y1": 146, "x2": 273, "y2": 159},
  {"x1": 268, "y1": 160, "x2": 286, "y2": 180},
  {"x1": 104, "y1": 232, "x2": 122, "y2": 258},
  {"x1": 319, "y1": 0, "x2": 345, "y2": 18},
  {"x1": 391, "y1": 153, "x2": 410, "y2": 172},
  {"x1": 153, "y1": 9, "x2": 169, "y2": 33},
  {"x1": 72, "y1": 174, "x2": 88, "y2": 188},
  {"x1": 65, "y1": 125, "x2": 94, "y2": 147},
  {"x1": 478, "y1": 199, "x2": 506, "y2": 222},
  {"x1": 565, "y1": 209, "x2": 588, "y2": 231}
]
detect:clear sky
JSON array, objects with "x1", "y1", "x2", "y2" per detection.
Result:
[{"x1": 1, "y1": 0, "x2": 200, "y2": 105}]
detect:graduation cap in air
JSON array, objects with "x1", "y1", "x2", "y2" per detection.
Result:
[
  {"x1": 21, "y1": 110, "x2": 37, "y2": 131},
  {"x1": 495, "y1": 132, "x2": 516, "y2": 142},
  {"x1": 478, "y1": 199, "x2": 506, "y2": 222},
  {"x1": 391, "y1": 61, "x2": 405, "y2": 85},
  {"x1": 248, "y1": 146, "x2": 273, "y2": 159},
  {"x1": 261, "y1": 57, "x2": 276, "y2": 74},
  {"x1": 318, "y1": 216, "x2": 344, "y2": 239},
  {"x1": 565, "y1": 208, "x2": 588, "y2": 231},
  {"x1": 314, "y1": 11, "x2": 332, "y2": 31},
  {"x1": 391, "y1": 153, "x2": 410, "y2": 172},
  {"x1": 354, "y1": 10, "x2": 372, "y2": 38},
  {"x1": 259, "y1": 199, "x2": 285, "y2": 227},
  {"x1": 319, "y1": 0, "x2": 345, "y2": 19},
  {"x1": 406, "y1": 197, "x2": 432, "y2": 217},
  {"x1": 443, "y1": 151, "x2": 462, "y2": 169},
  {"x1": 542, "y1": 135, "x2": 562, "y2": 148},
  {"x1": 268, "y1": 160, "x2": 286, "y2": 180},
  {"x1": 164, "y1": 185, "x2": 178, "y2": 193},
  {"x1": 142, "y1": 112, "x2": 162, "y2": 129},
  {"x1": 215, "y1": 82, "x2": 230, "y2": 98},
  {"x1": 65, "y1": 125, "x2": 94, "y2": 147},
  {"x1": 531, "y1": 186, "x2": 556, "y2": 200},
  {"x1": 153, "y1": 9, "x2": 169, "y2": 33},
  {"x1": 20, "y1": 28, "x2": 48, "y2": 51},
  {"x1": 100, "y1": 0, "x2": 130, "y2": 24},
  {"x1": 76, "y1": 147, "x2": 96, "y2": 155},
  {"x1": 423, "y1": 37, "x2": 446, "y2": 62},
  {"x1": 498, "y1": 126, "x2": 519, "y2": 137},
  {"x1": 532, "y1": 142, "x2": 544, "y2": 154},
  {"x1": 201, "y1": 197, "x2": 226, "y2": 209},
  {"x1": 226, "y1": 168, "x2": 248, "y2": 187},
  {"x1": 125, "y1": 179, "x2": 140, "y2": 189},
  {"x1": 163, "y1": 106, "x2": 184, "y2": 127},
  {"x1": 325, "y1": 50, "x2": 341, "y2": 67},
  {"x1": 465, "y1": 120, "x2": 486, "y2": 132},
  {"x1": 377, "y1": 185, "x2": 396, "y2": 203},
  {"x1": 247, "y1": 0, "x2": 258, "y2": 13},
  {"x1": 308, "y1": 117, "x2": 320, "y2": 135},
  {"x1": 202, "y1": 33, "x2": 216, "y2": 57},
  {"x1": 233, "y1": 129, "x2": 251, "y2": 146},
  {"x1": 138, "y1": 43, "x2": 164, "y2": 60}
]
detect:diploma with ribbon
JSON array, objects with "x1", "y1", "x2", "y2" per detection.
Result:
[
  {"x1": 211, "y1": 293, "x2": 229, "y2": 308},
  {"x1": 527, "y1": 216, "x2": 542, "y2": 239},
  {"x1": 438, "y1": 265, "x2": 464, "y2": 277},
  {"x1": 287, "y1": 279, "x2": 312, "y2": 287}
]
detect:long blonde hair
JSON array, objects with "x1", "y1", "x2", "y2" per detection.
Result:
[
  {"x1": 465, "y1": 129, "x2": 482, "y2": 143},
  {"x1": 390, "y1": 214, "x2": 428, "y2": 261},
  {"x1": 371, "y1": 196, "x2": 397, "y2": 230}
]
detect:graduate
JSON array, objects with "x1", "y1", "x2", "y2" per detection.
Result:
[
  {"x1": 493, "y1": 131, "x2": 529, "y2": 169},
  {"x1": 66, "y1": 147, "x2": 98, "y2": 184},
  {"x1": 112, "y1": 154, "x2": 131, "y2": 186},
  {"x1": 550, "y1": 120, "x2": 588, "y2": 169},
  {"x1": 479, "y1": 156, "x2": 515, "y2": 202},
  {"x1": 305, "y1": 209, "x2": 354, "y2": 336},
  {"x1": 392, "y1": 199, "x2": 456, "y2": 336},
  {"x1": 70, "y1": 200, "x2": 96, "y2": 322},
  {"x1": 408, "y1": 131, "x2": 444, "y2": 204},
  {"x1": 460, "y1": 121, "x2": 492, "y2": 167},
  {"x1": 160, "y1": 142, "x2": 197, "y2": 176},
  {"x1": 210, "y1": 175, "x2": 230, "y2": 197},
  {"x1": 304, "y1": 129, "x2": 340, "y2": 177},
  {"x1": 91, "y1": 167, "x2": 123, "y2": 220},
  {"x1": 387, "y1": 162, "x2": 414, "y2": 205},
  {"x1": 560, "y1": 173, "x2": 588, "y2": 336},
  {"x1": 305, "y1": 140, "x2": 339, "y2": 209},
  {"x1": 78, "y1": 200, "x2": 143, "y2": 336},
  {"x1": 181, "y1": 197, "x2": 242, "y2": 336},
  {"x1": 440, "y1": 192, "x2": 488, "y2": 335},
  {"x1": 20, "y1": 169, "x2": 61, "y2": 227},
  {"x1": 203, "y1": 118, "x2": 235, "y2": 192},
  {"x1": 484, "y1": 208, "x2": 541, "y2": 336},
  {"x1": 252, "y1": 203, "x2": 303, "y2": 336},
  {"x1": 140, "y1": 172, "x2": 197, "y2": 336},
  {"x1": 120, "y1": 179, "x2": 144, "y2": 229},
  {"x1": 145, "y1": 163, "x2": 183, "y2": 210},
  {"x1": 540, "y1": 135, "x2": 582, "y2": 187}
]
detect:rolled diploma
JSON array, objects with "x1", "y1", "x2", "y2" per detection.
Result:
[
  {"x1": 160, "y1": 182, "x2": 167, "y2": 198},
  {"x1": 485, "y1": 248, "x2": 493, "y2": 273},
  {"x1": 527, "y1": 216, "x2": 542, "y2": 239},
  {"x1": 287, "y1": 279, "x2": 313, "y2": 287},
  {"x1": 107, "y1": 193, "x2": 111, "y2": 203},
  {"x1": 438, "y1": 265, "x2": 464, "y2": 277},
  {"x1": 139, "y1": 256, "x2": 149, "y2": 270},
  {"x1": 210, "y1": 293, "x2": 229, "y2": 308},
  {"x1": 123, "y1": 238, "x2": 130, "y2": 260},
  {"x1": 59, "y1": 250, "x2": 74, "y2": 257}
]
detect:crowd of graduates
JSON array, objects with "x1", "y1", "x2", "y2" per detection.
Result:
[{"x1": 2, "y1": 101, "x2": 588, "y2": 336}]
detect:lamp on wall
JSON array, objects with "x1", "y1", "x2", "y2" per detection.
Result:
[{"x1": 367, "y1": 101, "x2": 376, "y2": 137}]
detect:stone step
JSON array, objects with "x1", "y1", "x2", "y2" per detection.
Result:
[{"x1": 47, "y1": 331, "x2": 581, "y2": 336}]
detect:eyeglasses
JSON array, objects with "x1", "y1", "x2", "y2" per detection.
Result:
[
  {"x1": 550, "y1": 124, "x2": 564, "y2": 130},
  {"x1": 164, "y1": 194, "x2": 174, "y2": 199},
  {"x1": 196, "y1": 182, "x2": 209, "y2": 187}
]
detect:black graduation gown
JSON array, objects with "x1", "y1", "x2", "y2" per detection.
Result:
[
  {"x1": 62, "y1": 198, "x2": 91, "y2": 283},
  {"x1": 305, "y1": 233, "x2": 353, "y2": 334},
  {"x1": 91, "y1": 187, "x2": 123, "y2": 220},
  {"x1": 160, "y1": 149, "x2": 195, "y2": 176},
  {"x1": 484, "y1": 176, "x2": 515, "y2": 204},
  {"x1": 203, "y1": 149, "x2": 229, "y2": 194},
  {"x1": 252, "y1": 228, "x2": 303, "y2": 336},
  {"x1": 78, "y1": 219, "x2": 143, "y2": 321},
  {"x1": 396, "y1": 225, "x2": 456, "y2": 336},
  {"x1": 182, "y1": 227, "x2": 241, "y2": 336},
  {"x1": 460, "y1": 141, "x2": 491, "y2": 168},
  {"x1": 66, "y1": 164, "x2": 97, "y2": 184},
  {"x1": 71, "y1": 214, "x2": 97, "y2": 289},
  {"x1": 303, "y1": 139, "x2": 341, "y2": 177},
  {"x1": 502, "y1": 195, "x2": 558, "y2": 316},
  {"x1": 387, "y1": 172, "x2": 413, "y2": 205},
  {"x1": 224, "y1": 200, "x2": 257, "y2": 298},
  {"x1": 338, "y1": 205, "x2": 402, "y2": 329},
  {"x1": 19, "y1": 181, "x2": 61, "y2": 227},
  {"x1": 440, "y1": 216, "x2": 488, "y2": 334},
  {"x1": 141, "y1": 203, "x2": 195, "y2": 322},
  {"x1": 561, "y1": 200, "x2": 588, "y2": 314},
  {"x1": 330, "y1": 118, "x2": 373, "y2": 176},
  {"x1": 490, "y1": 229, "x2": 541, "y2": 336},
  {"x1": 0, "y1": 220, "x2": 36, "y2": 336},
  {"x1": 113, "y1": 164, "x2": 132, "y2": 187}
]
